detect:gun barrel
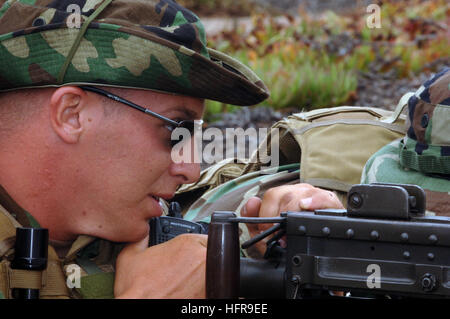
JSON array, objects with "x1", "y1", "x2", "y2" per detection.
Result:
[{"x1": 240, "y1": 258, "x2": 285, "y2": 298}]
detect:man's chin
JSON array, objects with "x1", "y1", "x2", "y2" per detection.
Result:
[
  {"x1": 122, "y1": 225, "x2": 149, "y2": 244},
  {"x1": 93, "y1": 224, "x2": 150, "y2": 244}
]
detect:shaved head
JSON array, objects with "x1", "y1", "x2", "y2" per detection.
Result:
[
  {"x1": 0, "y1": 88, "x2": 53, "y2": 140},
  {"x1": 0, "y1": 86, "x2": 137, "y2": 139}
]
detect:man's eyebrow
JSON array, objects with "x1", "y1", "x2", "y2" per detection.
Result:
[{"x1": 165, "y1": 106, "x2": 201, "y2": 120}]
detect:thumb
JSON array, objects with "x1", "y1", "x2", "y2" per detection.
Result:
[{"x1": 240, "y1": 197, "x2": 262, "y2": 238}]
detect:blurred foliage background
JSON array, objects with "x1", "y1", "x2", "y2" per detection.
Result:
[{"x1": 178, "y1": 0, "x2": 449, "y2": 120}]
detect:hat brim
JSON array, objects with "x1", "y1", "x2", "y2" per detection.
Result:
[{"x1": 0, "y1": 24, "x2": 269, "y2": 106}]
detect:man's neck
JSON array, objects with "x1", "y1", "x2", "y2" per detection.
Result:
[
  {"x1": 0, "y1": 184, "x2": 35, "y2": 227},
  {"x1": 0, "y1": 184, "x2": 78, "y2": 259},
  {"x1": 0, "y1": 182, "x2": 77, "y2": 242}
]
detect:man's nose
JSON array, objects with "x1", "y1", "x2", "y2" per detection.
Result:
[{"x1": 169, "y1": 161, "x2": 201, "y2": 185}]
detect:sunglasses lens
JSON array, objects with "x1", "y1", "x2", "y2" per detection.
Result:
[
  {"x1": 170, "y1": 120, "x2": 200, "y2": 147},
  {"x1": 182, "y1": 121, "x2": 196, "y2": 134}
]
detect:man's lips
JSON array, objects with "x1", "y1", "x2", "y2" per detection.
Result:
[
  {"x1": 148, "y1": 194, "x2": 175, "y2": 216},
  {"x1": 149, "y1": 193, "x2": 174, "y2": 201},
  {"x1": 147, "y1": 195, "x2": 164, "y2": 217}
]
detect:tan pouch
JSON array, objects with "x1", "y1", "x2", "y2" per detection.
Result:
[{"x1": 244, "y1": 103, "x2": 409, "y2": 193}]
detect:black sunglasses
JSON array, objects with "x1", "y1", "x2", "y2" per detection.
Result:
[{"x1": 80, "y1": 86, "x2": 202, "y2": 147}]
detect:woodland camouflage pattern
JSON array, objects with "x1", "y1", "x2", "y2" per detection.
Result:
[
  {"x1": 400, "y1": 67, "x2": 450, "y2": 175},
  {"x1": 177, "y1": 162, "x2": 302, "y2": 258},
  {"x1": 362, "y1": 68, "x2": 450, "y2": 215},
  {"x1": 0, "y1": 0, "x2": 269, "y2": 105}
]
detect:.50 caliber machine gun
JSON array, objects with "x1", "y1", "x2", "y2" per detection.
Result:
[{"x1": 206, "y1": 183, "x2": 450, "y2": 299}]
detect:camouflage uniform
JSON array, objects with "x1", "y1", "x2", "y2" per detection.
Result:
[
  {"x1": 178, "y1": 162, "x2": 300, "y2": 259},
  {"x1": 0, "y1": 0, "x2": 269, "y2": 299},
  {"x1": 362, "y1": 68, "x2": 450, "y2": 215}
]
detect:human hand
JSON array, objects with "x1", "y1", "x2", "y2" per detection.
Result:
[
  {"x1": 114, "y1": 233, "x2": 207, "y2": 299},
  {"x1": 241, "y1": 183, "x2": 344, "y2": 256}
]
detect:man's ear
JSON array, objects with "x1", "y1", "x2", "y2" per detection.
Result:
[{"x1": 50, "y1": 86, "x2": 88, "y2": 144}]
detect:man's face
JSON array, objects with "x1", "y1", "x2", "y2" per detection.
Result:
[{"x1": 72, "y1": 88, "x2": 204, "y2": 243}]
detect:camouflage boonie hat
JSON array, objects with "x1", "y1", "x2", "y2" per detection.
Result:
[
  {"x1": 400, "y1": 67, "x2": 450, "y2": 175},
  {"x1": 0, "y1": 0, "x2": 269, "y2": 106},
  {"x1": 362, "y1": 67, "x2": 450, "y2": 214}
]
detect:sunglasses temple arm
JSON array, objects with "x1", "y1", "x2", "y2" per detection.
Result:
[
  {"x1": 143, "y1": 109, "x2": 179, "y2": 126},
  {"x1": 80, "y1": 86, "x2": 179, "y2": 126}
]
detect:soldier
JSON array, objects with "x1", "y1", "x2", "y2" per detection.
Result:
[
  {"x1": 0, "y1": 0, "x2": 342, "y2": 298},
  {"x1": 361, "y1": 67, "x2": 450, "y2": 216}
]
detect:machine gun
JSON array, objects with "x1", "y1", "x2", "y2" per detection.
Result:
[{"x1": 205, "y1": 183, "x2": 450, "y2": 299}]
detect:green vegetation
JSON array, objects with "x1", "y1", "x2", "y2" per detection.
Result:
[{"x1": 184, "y1": 0, "x2": 449, "y2": 118}]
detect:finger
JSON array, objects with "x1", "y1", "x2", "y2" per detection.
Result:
[
  {"x1": 241, "y1": 197, "x2": 262, "y2": 238},
  {"x1": 242, "y1": 197, "x2": 262, "y2": 218},
  {"x1": 260, "y1": 184, "x2": 316, "y2": 217},
  {"x1": 302, "y1": 190, "x2": 344, "y2": 211},
  {"x1": 279, "y1": 188, "x2": 316, "y2": 212},
  {"x1": 257, "y1": 191, "x2": 281, "y2": 233},
  {"x1": 190, "y1": 233, "x2": 208, "y2": 248},
  {"x1": 258, "y1": 185, "x2": 315, "y2": 231},
  {"x1": 170, "y1": 233, "x2": 208, "y2": 249}
]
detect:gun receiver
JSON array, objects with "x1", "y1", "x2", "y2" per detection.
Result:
[{"x1": 205, "y1": 183, "x2": 450, "y2": 299}]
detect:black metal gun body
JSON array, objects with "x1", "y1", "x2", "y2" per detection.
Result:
[
  {"x1": 206, "y1": 183, "x2": 450, "y2": 299},
  {"x1": 284, "y1": 209, "x2": 450, "y2": 298}
]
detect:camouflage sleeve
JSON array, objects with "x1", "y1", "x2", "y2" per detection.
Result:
[{"x1": 178, "y1": 163, "x2": 300, "y2": 257}]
